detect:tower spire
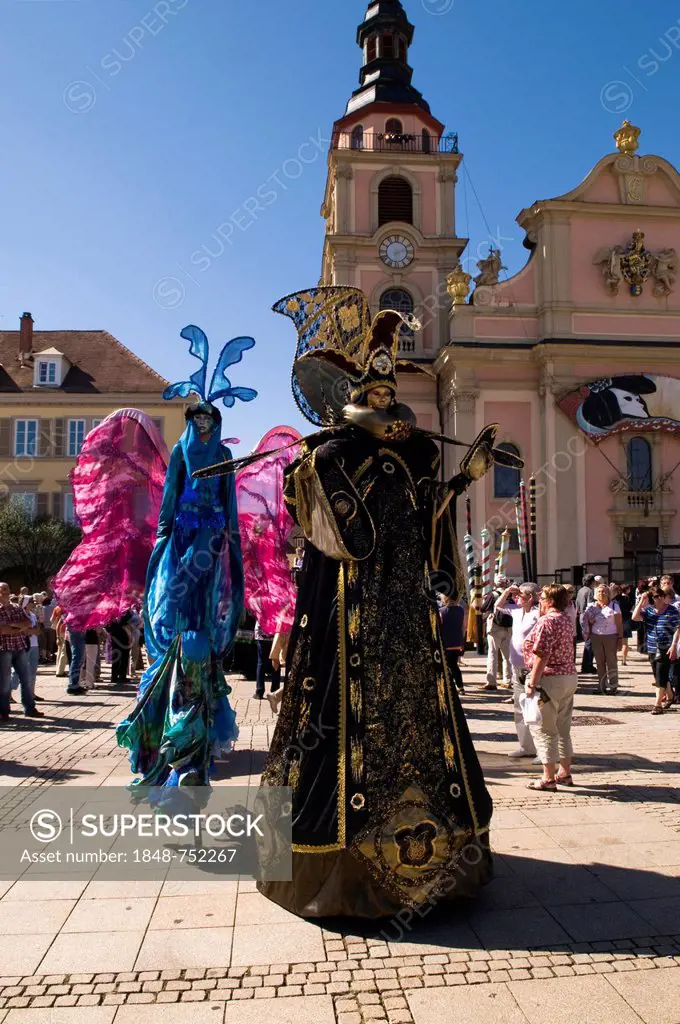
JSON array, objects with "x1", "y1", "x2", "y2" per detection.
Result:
[{"x1": 345, "y1": 0, "x2": 431, "y2": 116}]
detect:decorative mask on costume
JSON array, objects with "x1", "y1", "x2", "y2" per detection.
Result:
[
  {"x1": 271, "y1": 287, "x2": 430, "y2": 426},
  {"x1": 185, "y1": 401, "x2": 220, "y2": 439}
]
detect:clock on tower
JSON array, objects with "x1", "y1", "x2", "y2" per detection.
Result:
[{"x1": 380, "y1": 234, "x2": 415, "y2": 269}]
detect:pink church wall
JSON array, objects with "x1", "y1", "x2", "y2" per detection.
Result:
[
  {"x1": 584, "y1": 440, "x2": 618, "y2": 560},
  {"x1": 644, "y1": 173, "x2": 680, "y2": 206},
  {"x1": 354, "y1": 170, "x2": 373, "y2": 232},
  {"x1": 573, "y1": 313, "x2": 680, "y2": 338},
  {"x1": 490, "y1": 257, "x2": 537, "y2": 304},
  {"x1": 415, "y1": 170, "x2": 437, "y2": 235},
  {"x1": 474, "y1": 317, "x2": 539, "y2": 339},
  {"x1": 482, "y1": 401, "x2": 533, "y2": 543},
  {"x1": 577, "y1": 169, "x2": 620, "y2": 204},
  {"x1": 476, "y1": 366, "x2": 540, "y2": 384}
]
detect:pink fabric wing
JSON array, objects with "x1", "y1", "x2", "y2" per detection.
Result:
[
  {"x1": 236, "y1": 425, "x2": 301, "y2": 635},
  {"x1": 54, "y1": 409, "x2": 169, "y2": 632}
]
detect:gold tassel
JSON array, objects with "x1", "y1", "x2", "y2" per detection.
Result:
[
  {"x1": 351, "y1": 737, "x2": 364, "y2": 783},
  {"x1": 437, "y1": 674, "x2": 447, "y2": 715},
  {"x1": 350, "y1": 678, "x2": 363, "y2": 722},
  {"x1": 443, "y1": 732, "x2": 456, "y2": 771},
  {"x1": 288, "y1": 759, "x2": 300, "y2": 792},
  {"x1": 298, "y1": 700, "x2": 311, "y2": 735},
  {"x1": 348, "y1": 604, "x2": 361, "y2": 643}
]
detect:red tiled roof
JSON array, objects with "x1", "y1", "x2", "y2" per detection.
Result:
[{"x1": 0, "y1": 330, "x2": 169, "y2": 394}]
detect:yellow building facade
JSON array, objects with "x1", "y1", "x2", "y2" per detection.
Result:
[{"x1": 0, "y1": 313, "x2": 185, "y2": 520}]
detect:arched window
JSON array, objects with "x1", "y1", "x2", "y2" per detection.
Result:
[
  {"x1": 378, "y1": 175, "x2": 413, "y2": 225},
  {"x1": 627, "y1": 437, "x2": 652, "y2": 491},
  {"x1": 380, "y1": 288, "x2": 415, "y2": 353},
  {"x1": 351, "y1": 125, "x2": 364, "y2": 150},
  {"x1": 494, "y1": 443, "x2": 521, "y2": 499},
  {"x1": 421, "y1": 128, "x2": 431, "y2": 153},
  {"x1": 386, "y1": 117, "x2": 403, "y2": 135}
]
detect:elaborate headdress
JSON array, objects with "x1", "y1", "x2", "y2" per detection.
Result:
[
  {"x1": 272, "y1": 287, "x2": 431, "y2": 425},
  {"x1": 192, "y1": 288, "x2": 523, "y2": 481},
  {"x1": 163, "y1": 324, "x2": 258, "y2": 413}
]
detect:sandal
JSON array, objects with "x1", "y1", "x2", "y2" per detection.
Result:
[
  {"x1": 556, "y1": 773, "x2": 574, "y2": 787},
  {"x1": 526, "y1": 779, "x2": 557, "y2": 792}
]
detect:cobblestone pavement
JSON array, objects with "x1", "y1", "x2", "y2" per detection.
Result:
[{"x1": 0, "y1": 650, "x2": 679, "y2": 1023}]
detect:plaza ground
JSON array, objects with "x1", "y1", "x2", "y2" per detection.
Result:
[{"x1": 0, "y1": 650, "x2": 678, "y2": 1024}]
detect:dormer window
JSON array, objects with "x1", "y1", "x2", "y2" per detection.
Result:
[
  {"x1": 37, "y1": 360, "x2": 58, "y2": 386},
  {"x1": 32, "y1": 348, "x2": 67, "y2": 388}
]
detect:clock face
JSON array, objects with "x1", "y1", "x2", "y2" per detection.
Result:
[{"x1": 380, "y1": 234, "x2": 415, "y2": 269}]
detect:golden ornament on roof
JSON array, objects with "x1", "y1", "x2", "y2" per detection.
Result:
[
  {"x1": 447, "y1": 261, "x2": 472, "y2": 306},
  {"x1": 614, "y1": 120, "x2": 641, "y2": 155}
]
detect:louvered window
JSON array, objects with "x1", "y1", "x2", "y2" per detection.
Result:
[{"x1": 378, "y1": 176, "x2": 413, "y2": 226}]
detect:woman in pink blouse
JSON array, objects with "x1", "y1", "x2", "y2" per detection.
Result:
[{"x1": 523, "y1": 584, "x2": 578, "y2": 792}]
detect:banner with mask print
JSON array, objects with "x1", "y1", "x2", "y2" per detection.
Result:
[{"x1": 558, "y1": 374, "x2": 680, "y2": 441}]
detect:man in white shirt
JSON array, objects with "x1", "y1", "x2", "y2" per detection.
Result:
[{"x1": 495, "y1": 582, "x2": 540, "y2": 758}]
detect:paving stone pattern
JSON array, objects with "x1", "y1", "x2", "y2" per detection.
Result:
[{"x1": 0, "y1": 650, "x2": 678, "y2": 1023}]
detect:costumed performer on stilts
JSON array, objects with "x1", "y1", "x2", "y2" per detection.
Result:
[
  {"x1": 117, "y1": 325, "x2": 257, "y2": 789},
  {"x1": 194, "y1": 287, "x2": 523, "y2": 918}
]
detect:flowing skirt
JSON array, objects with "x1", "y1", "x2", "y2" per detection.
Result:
[{"x1": 116, "y1": 632, "x2": 238, "y2": 788}]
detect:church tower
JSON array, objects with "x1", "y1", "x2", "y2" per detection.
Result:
[{"x1": 321, "y1": 0, "x2": 466, "y2": 429}]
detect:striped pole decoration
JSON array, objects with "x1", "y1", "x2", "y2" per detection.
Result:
[
  {"x1": 481, "y1": 528, "x2": 492, "y2": 599},
  {"x1": 473, "y1": 563, "x2": 484, "y2": 653},
  {"x1": 463, "y1": 533, "x2": 476, "y2": 594},
  {"x1": 515, "y1": 497, "x2": 529, "y2": 582},
  {"x1": 529, "y1": 475, "x2": 538, "y2": 582},
  {"x1": 519, "y1": 479, "x2": 532, "y2": 582},
  {"x1": 497, "y1": 527, "x2": 510, "y2": 579}
]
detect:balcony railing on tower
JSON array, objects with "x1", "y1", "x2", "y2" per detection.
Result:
[{"x1": 332, "y1": 131, "x2": 459, "y2": 154}]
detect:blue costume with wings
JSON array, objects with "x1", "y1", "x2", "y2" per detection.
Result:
[{"x1": 117, "y1": 326, "x2": 257, "y2": 788}]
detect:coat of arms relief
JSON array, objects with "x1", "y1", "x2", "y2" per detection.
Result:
[{"x1": 594, "y1": 230, "x2": 676, "y2": 298}]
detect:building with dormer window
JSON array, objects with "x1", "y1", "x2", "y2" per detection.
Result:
[{"x1": 0, "y1": 313, "x2": 185, "y2": 520}]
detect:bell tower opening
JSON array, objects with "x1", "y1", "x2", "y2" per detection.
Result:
[{"x1": 378, "y1": 176, "x2": 413, "y2": 225}]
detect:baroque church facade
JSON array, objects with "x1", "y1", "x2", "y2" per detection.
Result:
[{"x1": 320, "y1": 0, "x2": 680, "y2": 580}]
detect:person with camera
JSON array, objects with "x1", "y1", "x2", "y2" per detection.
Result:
[{"x1": 632, "y1": 586, "x2": 680, "y2": 714}]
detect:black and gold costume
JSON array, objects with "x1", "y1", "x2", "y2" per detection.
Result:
[
  {"x1": 195, "y1": 287, "x2": 521, "y2": 919},
  {"x1": 257, "y1": 424, "x2": 493, "y2": 918}
]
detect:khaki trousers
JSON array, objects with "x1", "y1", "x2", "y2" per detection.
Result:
[
  {"x1": 528, "y1": 674, "x2": 578, "y2": 765},
  {"x1": 591, "y1": 633, "x2": 619, "y2": 693},
  {"x1": 486, "y1": 625, "x2": 512, "y2": 686}
]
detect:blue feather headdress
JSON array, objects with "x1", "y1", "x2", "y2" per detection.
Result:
[{"x1": 163, "y1": 325, "x2": 258, "y2": 409}]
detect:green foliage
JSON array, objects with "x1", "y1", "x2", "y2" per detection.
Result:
[{"x1": 0, "y1": 504, "x2": 81, "y2": 590}]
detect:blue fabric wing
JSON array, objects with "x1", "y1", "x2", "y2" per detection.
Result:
[
  {"x1": 162, "y1": 325, "x2": 210, "y2": 401},
  {"x1": 207, "y1": 337, "x2": 258, "y2": 407}
]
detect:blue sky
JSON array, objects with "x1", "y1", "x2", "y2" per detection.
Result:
[{"x1": 2, "y1": 0, "x2": 679, "y2": 451}]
